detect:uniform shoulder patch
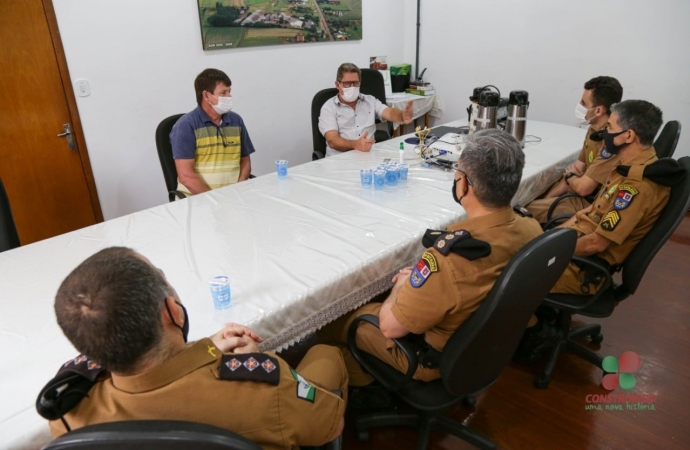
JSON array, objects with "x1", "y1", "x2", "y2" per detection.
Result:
[
  {"x1": 613, "y1": 184, "x2": 638, "y2": 210},
  {"x1": 219, "y1": 353, "x2": 280, "y2": 386},
  {"x1": 433, "y1": 230, "x2": 470, "y2": 256},
  {"x1": 290, "y1": 368, "x2": 316, "y2": 402},
  {"x1": 409, "y1": 251, "x2": 439, "y2": 288},
  {"x1": 513, "y1": 205, "x2": 533, "y2": 218},
  {"x1": 600, "y1": 210, "x2": 621, "y2": 231},
  {"x1": 421, "y1": 229, "x2": 445, "y2": 248},
  {"x1": 58, "y1": 354, "x2": 104, "y2": 382},
  {"x1": 600, "y1": 145, "x2": 613, "y2": 159}
]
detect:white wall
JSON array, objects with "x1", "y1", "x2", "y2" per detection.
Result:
[
  {"x1": 403, "y1": 0, "x2": 690, "y2": 156},
  {"x1": 53, "y1": 0, "x2": 406, "y2": 219}
]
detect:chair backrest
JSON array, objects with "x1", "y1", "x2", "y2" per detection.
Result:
[
  {"x1": 311, "y1": 88, "x2": 338, "y2": 160},
  {"x1": 439, "y1": 228, "x2": 577, "y2": 396},
  {"x1": 0, "y1": 178, "x2": 20, "y2": 252},
  {"x1": 155, "y1": 114, "x2": 185, "y2": 201},
  {"x1": 360, "y1": 68, "x2": 387, "y2": 109},
  {"x1": 42, "y1": 420, "x2": 262, "y2": 450},
  {"x1": 618, "y1": 156, "x2": 690, "y2": 298},
  {"x1": 653, "y1": 120, "x2": 681, "y2": 159}
]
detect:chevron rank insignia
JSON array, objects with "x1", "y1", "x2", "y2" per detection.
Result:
[
  {"x1": 219, "y1": 354, "x2": 280, "y2": 385},
  {"x1": 600, "y1": 210, "x2": 621, "y2": 231},
  {"x1": 290, "y1": 369, "x2": 316, "y2": 402},
  {"x1": 613, "y1": 184, "x2": 639, "y2": 210}
]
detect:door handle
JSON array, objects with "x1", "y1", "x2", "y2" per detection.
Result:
[{"x1": 57, "y1": 123, "x2": 76, "y2": 151}]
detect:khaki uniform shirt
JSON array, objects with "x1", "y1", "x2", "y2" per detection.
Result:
[
  {"x1": 391, "y1": 208, "x2": 543, "y2": 351},
  {"x1": 576, "y1": 125, "x2": 619, "y2": 185},
  {"x1": 49, "y1": 339, "x2": 345, "y2": 450},
  {"x1": 569, "y1": 147, "x2": 670, "y2": 266}
]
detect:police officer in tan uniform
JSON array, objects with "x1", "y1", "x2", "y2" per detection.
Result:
[
  {"x1": 320, "y1": 129, "x2": 543, "y2": 386},
  {"x1": 516, "y1": 100, "x2": 671, "y2": 362},
  {"x1": 527, "y1": 76, "x2": 623, "y2": 223},
  {"x1": 40, "y1": 247, "x2": 347, "y2": 450}
]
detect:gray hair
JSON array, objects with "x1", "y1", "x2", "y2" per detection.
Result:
[
  {"x1": 458, "y1": 129, "x2": 525, "y2": 209},
  {"x1": 336, "y1": 62, "x2": 361, "y2": 82},
  {"x1": 610, "y1": 100, "x2": 663, "y2": 146}
]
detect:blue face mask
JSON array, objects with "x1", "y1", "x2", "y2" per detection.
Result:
[{"x1": 602, "y1": 129, "x2": 630, "y2": 155}]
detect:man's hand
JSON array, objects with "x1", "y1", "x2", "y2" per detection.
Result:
[
  {"x1": 210, "y1": 323, "x2": 263, "y2": 353},
  {"x1": 565, "y1": 163, "x2": 584, "y2": 177},
  {"x1": 232, "y1": 337, "x2": 261, "y2": 354},
  {"x1": 391, "y1": 266, "x2": 413, "y2": 284},
  {"x1": 402, "y1": 101, "x2": 414, "y2": 124},
  {"x1": 353, "y1": 131, "x2": 375, "y2": 152}
]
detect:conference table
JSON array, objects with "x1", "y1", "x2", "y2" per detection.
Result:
[{"x1": 0, "y1": 119, "x2": 585, "y2": 449}]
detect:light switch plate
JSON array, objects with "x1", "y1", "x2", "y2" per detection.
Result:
[{"x1": 75, "y1": 79, "x2": 90, "y2": 97}]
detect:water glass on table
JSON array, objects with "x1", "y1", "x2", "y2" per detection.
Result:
[
  {"x1": 398, "y1": 164, "x2": 409, "y2": 181},
  {"x1": 373, "y1": 170, "x2": 386, "y2": 190},
  {"x1": 385, "y1": 165, "x2": 399, "y2": 186},
  {"x1": 360, "y1": 168, "x2": 373, "y2": 187},
  {"x1": 209, "y1": 276, "x2": 232, "y2": 310},
  {"x1": 276, "y1": 160, "x2": 288, "y2": 178}
]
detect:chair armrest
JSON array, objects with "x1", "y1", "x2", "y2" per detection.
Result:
[
  {"x1": 546, "y1": 255, "x2": 614, "y2": 310},
  {"x1": 543, "y1": 213, "x2": 573, "y2": 230},
  {"x1": 546, "y1": 192, "x2": 581, "y2": 221},
  {"x1": 347, "y1": 314, "x2": 419, "y2": 381},
  {"x1": 170, "y1": 190, "x2": 186, "y2": 201}
]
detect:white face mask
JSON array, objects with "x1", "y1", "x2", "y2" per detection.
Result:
[
  {"x1": 209, "y1": 94, "x2": 233, "y2": 114},
  {"x1": 341, "y1": 86, "x2": 360, "y2": 103},
  {"x1": 575, "y1": 102, "x2": 595, "y2": 126}
]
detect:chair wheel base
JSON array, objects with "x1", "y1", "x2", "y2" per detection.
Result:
[
  {"x1": 534, "y1": 374, "x2": 550, "y2": 389},
  {"x1": 590, "y1": 333, "x2": 604, "y2": 344},
  {"x1": 357, "y1": 430, "x2": 369, "y2": 442}
]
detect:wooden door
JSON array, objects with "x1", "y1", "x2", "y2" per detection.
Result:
[{"x1": 0, "y1": 0, "x2": 102, "y2": 245}]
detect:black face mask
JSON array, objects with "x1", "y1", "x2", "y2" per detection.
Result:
[
  {"x1": 602, "y1": 129, "x2": 630, "y2": 155},
  {"x1": 165, "y1": 300, "x2": 190, "y2": 343},
  {"x1": 452, "y1": 178, "x2": 463, "y2": 205}
]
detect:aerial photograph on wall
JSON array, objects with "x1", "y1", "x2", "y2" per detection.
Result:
[{"x1": 197, "y1": 0, "x2": 363, "y2": 50}]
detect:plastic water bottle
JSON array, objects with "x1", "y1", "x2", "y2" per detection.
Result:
[{"x1": 209, "y1": 276, "x2": 232, "y2": 310}]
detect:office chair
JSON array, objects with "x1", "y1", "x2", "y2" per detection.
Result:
[
  {"x1": 41, "y1": 420, "x2": 262, "y2": 450},
  {"x1": 0, "y1": 178, "x2": 20, "y2": 252},
  {"x1": 311, "y1": 88, "x2": 339, "y2": 160},
  {"x1": 360, "y1": 68, "x2": 392, "y2": 143},
  {"x1": 544, "y1": 120, "x2": 682, "y2": 225},
  {"x1": 41, "y1": 419, "x2": 342, "y2": 450},
  {"x1": 535, "y1": 156, "x2": 690, "y2": 388},
  {"x1": 155, "y1": 114, "x2": 187, "y2": 202},
  {"x1": 654, "y1": 120, "x2": 681, "y2": 159},
  {"x1": 347, "y1": 229, "x2": 577, "y2": 450}
]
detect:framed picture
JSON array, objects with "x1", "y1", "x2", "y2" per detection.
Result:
[{"x1": 197, "y1": 0, "x2": 363, "y2": 50}]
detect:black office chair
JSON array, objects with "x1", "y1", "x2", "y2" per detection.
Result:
[
  {"x1": 311, "y1": 87, "x2": 339, "y2": 161},
  {"x1": 347, "y1": 229, "x2": 577, "y2": 450},
  {"x1": 41, "y1": 420, "x2": 261, "y2": 450},
  {"x1": 360, "y1": 68, "x2": 392, "y2": 143},
  {"x1": 41, "y1": 419, "x2": 342, "y2": 450},
  {"x1": 0, "y1": 178, "x2": 20, "y2": 252},
  {"x1": 155, "y1": 114, "x2": 187, "y2": 202},
  {"x1": 535, "y1": 156, "x2": 690, "y2": 388},
  {"x1": 654, "y1": 120, "x2": 681, "y2": 158},
  {"x1": 544, "y1": 120, "x2": 682, "y2": 226}
]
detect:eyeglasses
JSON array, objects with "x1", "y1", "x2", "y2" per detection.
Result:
[
  {"x1": 452, "y1": 163, "x2": 473, "y2": 186},
  {"x1": 216, "y1": 127, "x2": 230, "y2": 148},
  {"x1": 338, "y1": 81, "x2": 361, "y2": 88}
]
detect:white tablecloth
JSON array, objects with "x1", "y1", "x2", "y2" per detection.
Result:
[{"x1": 0, "y1": 120, "x2": 585, "y2": 449}]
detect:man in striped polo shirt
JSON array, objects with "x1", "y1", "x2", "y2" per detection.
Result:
[{"x1": 170, "y1": 68, "x2": 256, "y2": 197}]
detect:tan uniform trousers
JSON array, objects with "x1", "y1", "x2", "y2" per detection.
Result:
[
  {"x1": 551, "y1": 262, "x2": 603, "y2": 295},
  {"x1": 296, "y1": 344, "x2": 350, "y2": 405},
  {"x1": 319, "y1": 303, "x2": 439, "y2": 387},
  {"x1": 527, "y1": 195, "x2": 591, "y2": 224}
]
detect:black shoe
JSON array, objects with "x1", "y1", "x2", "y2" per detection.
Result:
[
  {"x1": 347, "y1": 383, "x2": 395, "y2": 414},
  {"x1": 513, "y1": 321, "x2": 561, "y2": 365}
]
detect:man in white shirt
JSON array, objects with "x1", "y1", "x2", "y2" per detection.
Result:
[{"x1": 318, "y1": 63, "x2": 414, "y2": 157}]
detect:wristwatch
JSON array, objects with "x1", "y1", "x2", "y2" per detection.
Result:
[{"x1": 564, "y1": 172, "x2": 576, "y2": 184}]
